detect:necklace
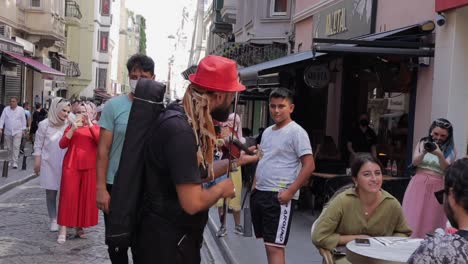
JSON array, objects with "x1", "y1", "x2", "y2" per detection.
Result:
[{"x1": 364, "y1": 211, "x2": 369, "y2": 216}]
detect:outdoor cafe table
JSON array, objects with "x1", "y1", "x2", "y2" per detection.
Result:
[{"x1": 346, "y1": 237, "x2": 423, "y2": 264}]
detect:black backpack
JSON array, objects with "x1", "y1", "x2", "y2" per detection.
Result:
[{"x1": 106, "y1": 79, "x2": 173, "y2": 248}]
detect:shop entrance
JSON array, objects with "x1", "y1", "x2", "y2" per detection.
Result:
[{"x1": 341, "y1": 55, "x2": 418, "y2": 176}]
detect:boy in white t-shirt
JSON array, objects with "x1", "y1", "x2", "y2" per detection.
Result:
[{"x1": 251, "y1": 88, "x2": 315, "y2": 264}]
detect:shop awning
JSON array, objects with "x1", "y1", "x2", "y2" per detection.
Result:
[
  {"x1": 1, "y1": 50, "x2": 65, "y2": 77},
  {"x1": 239, "y1": 51, "x2": 326, "y2": 81},
  {"x1": 94, "y1": 89, "x2": 112, "y2": 99},
  {"x1": 239, "y1": 21, "x2": 435, "y2": 84}
]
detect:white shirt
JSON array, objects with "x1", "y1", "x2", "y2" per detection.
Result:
[
  {"x1": 255, "y1": 121, "x2": 313, "y2": 200},
  {"x1": 0, "y1": 106, "x2": 27, "y2": 136},
  {"x1": 33, "y1": 119, "x2": 67, "y2": 190}
]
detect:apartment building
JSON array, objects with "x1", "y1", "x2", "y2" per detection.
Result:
[
  {"x1": 0, "y1": 0, "x2": 66, "y2": 106},
  {"x1": 116, "y1": 6, "x2": 144, "y2": 94}
]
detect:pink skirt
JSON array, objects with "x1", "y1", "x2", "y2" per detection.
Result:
[{"x1": 402, "y1": 172, "x2": 447, "y2": 238}]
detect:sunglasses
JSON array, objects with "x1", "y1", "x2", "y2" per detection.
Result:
[
  {"x1": 434, "y1": 189, "x2": 445, "y2": 205},
  {"x1": 58, "y1": 98, "x2": 70, "y2": 104},
  {"x1": 434, "y1": 120, "x2": 451, "y2": 129}
]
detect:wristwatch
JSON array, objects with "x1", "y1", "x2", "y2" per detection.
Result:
[{"x1": 230, "y1": 159, "x2": 238, "y2": 172}]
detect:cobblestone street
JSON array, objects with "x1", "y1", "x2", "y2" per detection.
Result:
[{"x1": 0, "y1": 178, "x2": 111, "y2": 264}]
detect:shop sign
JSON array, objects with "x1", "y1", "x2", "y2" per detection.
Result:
[
  {"x1": 314, "y1": 0, "x2": 376, "y2": 39},
  {"x1": 326, "y1": 8, "x2": 347, "y2": 36},
  {"x1": 388, "y1": 94, "x2": 406, "y2": 111},
  {"x1": 304, "y1": 65, "x2": 330, "y2": 89},
  {"x1": 0, "y1": 38, "x2": 23, "y2": 54},
  {"x1": 436, "y1": 0, "x2": 468, "y2": 12},
  {"x1": 13, "y1": 37, "x2": 35, "y2": 54}
]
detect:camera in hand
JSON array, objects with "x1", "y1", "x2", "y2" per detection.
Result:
[{"x1": 424, "y1": 139, "x2": 437, "y2": 152}]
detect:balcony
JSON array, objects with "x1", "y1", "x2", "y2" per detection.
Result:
[
  {"x1": 50, "y1": 52, "x2": 80, "y2": 77},
  {"x1": 65, "y1": 61, "x2": 81, "y2": 77},
  {"x1": 211, "y1": 42, "x2": 287, "y2": 67},
  {"x1": 23, "y1": 12, "x2": 65, "y2": 44},
  {"x1": 65, "y1": 0, "x2": 82, "y2": 26}
]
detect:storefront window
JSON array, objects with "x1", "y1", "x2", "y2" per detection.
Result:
[{"x1": 367, "y1": 68, "x2": 412, "y2": 176}]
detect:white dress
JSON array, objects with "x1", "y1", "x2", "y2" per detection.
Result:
[{"x1": 33, "y1": 119, "x2": 67, "y2": 190}]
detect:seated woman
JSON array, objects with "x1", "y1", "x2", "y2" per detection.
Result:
[{"x1": 311, "y1": 153, "x2": 411, "y2": 264}]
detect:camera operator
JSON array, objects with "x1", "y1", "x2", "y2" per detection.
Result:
[{"x1": 402, "y1": 118, "x2": 456, "y2": 238}]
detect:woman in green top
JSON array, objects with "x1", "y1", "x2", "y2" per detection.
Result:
[{"x1": 312, "y1": 154, "x2": 412, "y2": 264}]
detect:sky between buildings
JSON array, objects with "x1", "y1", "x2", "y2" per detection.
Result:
[{"x1": 125, "y1": 0, "x2": 192, "y2": 83}]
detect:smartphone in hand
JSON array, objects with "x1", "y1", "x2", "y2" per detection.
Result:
[{"x1": 355, "y1": 238, "x2": 371, "y2": 246}]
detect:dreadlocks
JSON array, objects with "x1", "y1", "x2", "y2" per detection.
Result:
[{"x1": 182, "y1": 84, "x2": 217, "y2": 177}]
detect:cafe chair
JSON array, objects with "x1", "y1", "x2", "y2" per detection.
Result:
[{"x1": 311, "y1": 184, "x2": 354, "y2": 264}]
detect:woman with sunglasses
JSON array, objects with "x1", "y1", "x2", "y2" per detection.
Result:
[
  {"x1": 56, "y1": 102, "x2": 100, "y2": 244},
  {"x1": 33, "y1": 97, "x2": 71, "y2": 232},
  {"x1": 402, "y1": 118, "x2": 456, "y2": 238}
]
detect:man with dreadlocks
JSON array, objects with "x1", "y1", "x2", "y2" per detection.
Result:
[{"x1": 134, "y1": 55, "x2": 258, "y2": 263}]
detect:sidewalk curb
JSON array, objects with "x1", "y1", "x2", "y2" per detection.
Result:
[
  {"x1": 0, "y1": 173, "x2": 38, "y2": 196},
  {"x1": 207, "y1": 213, "x2": 239, "y2": 264}
]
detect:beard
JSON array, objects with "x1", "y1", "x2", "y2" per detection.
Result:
[
  {"x1": 444, "y1": 200, "x2": 459, "y2": 229},
  {"x1": 211, "y1": 104, "x2": 231, "y2": 122}
]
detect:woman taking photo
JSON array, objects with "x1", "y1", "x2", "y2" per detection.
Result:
[
  {"x1": 33, "y1": 98, "x2": 70, "y2": 232},
  {"x1": 312, "y1": 154, "x2": 411, "y2": 264},
  {"x1": 402, "y1": 118, "x2": 456, "y2": 238},
  {"x1": 57, "y1": 103, "x2": 100, "y2": 244}
]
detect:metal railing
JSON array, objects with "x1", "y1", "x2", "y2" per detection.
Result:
[{"x1": 65, "y1": 0, "x2": 82, "y2": 20}]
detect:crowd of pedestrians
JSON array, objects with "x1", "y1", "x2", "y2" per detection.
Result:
[{"x1": 1, "y1": 53, "x2": 467, "y2": 264}]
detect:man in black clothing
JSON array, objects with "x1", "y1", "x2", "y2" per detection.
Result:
[
  {"x1": 347, "y1": 113, "x2": 377, "y2": 161},
  {"x1": 30, "y1": 103, "x2": 47, "y2": 144},
  {"x1": 134, "y1": 55, "x2": 258, "y2": 263}
]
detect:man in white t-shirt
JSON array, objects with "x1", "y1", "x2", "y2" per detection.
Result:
[
  {"x1": 0, "y1": 97, "x2": 27, "y2": 168},
  {"x1": 251, "y1": 88, "x2": 315, "y2": 264}
]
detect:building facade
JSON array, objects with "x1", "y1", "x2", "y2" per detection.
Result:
[
  {"x1": 238, "y1": 0, "x2": 467, "y2": 174},
  {"x1": 0, "y1": 0, "x2": 66, "y2": 106},
  {"x1": 116, "y1": 6, "x2": 144, "y2": 94},
  {"x1": 79, "y1": 0, "x2": 111, "y2": 98},
  {"x1": 433, "y1": 1, "x2": 468, "y2": 156}
]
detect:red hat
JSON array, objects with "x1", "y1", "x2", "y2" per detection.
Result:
[{"x1": 189, "y1": 55, "x2": 246, "y2": 92}]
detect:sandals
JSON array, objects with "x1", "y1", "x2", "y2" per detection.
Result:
[
  {"x1": 75, "y1": 228, "x2": 86, "y2": 239},
  {"x1": 57, "y1": 234, "x2": 66, "y2": 244}
]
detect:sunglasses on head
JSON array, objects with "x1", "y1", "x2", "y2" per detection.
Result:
[
  {"x1": 58, "y1": 98, "x2": 69, "y2": 104},
  {"x1": 434, "y1": 189, "x2": 445, "y2": 205},
  {"x1": 434, "y1": 120, "x2": 451, "y2": 129}
]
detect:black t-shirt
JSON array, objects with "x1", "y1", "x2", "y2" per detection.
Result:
[
  {"x1": 142, "y1": 108, "x2": 208, "y2": 230},
  {"x1": 348, "y1": 127, "x2": 377, "y2": 153},
  {"x1": 31, "y1": 109, "x2": 48, "y2": 134}
]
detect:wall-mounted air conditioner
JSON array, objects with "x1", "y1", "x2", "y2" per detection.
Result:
[{"x1": 0, "y1": 25, "x2": 12, "y2": 39}]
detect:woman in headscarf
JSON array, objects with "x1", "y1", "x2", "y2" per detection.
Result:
[
  {"x1": 56, "y1": 102, "x2": 100, "y2": 244},
  {"x1": 33, "y1": 97, "x2": 71, "y2": 233}
]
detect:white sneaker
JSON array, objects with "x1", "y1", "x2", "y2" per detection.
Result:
[{"x1": 50, "y1": 219, "x2": 59, "y2": 232}]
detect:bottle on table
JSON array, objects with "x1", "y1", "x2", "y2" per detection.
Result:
[{"x1": 391, "y1": 160, "x2": 398, "y2": 177}]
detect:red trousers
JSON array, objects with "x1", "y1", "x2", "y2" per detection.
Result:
[{"x1": 58, "y1": 168, "x2": 98, "y2": 227}]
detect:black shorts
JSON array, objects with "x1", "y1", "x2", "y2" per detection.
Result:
[{"x1": 250, "y1": 190, "x2": 295, "y2": 247}]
